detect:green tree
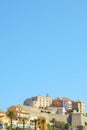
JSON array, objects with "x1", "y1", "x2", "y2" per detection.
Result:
[
  {"x1": 51, "y1": 118, "x2": 55, "y2": 130},
  {"x1": 85, "y1": 122, "x2": 87, "y2": 126},
  {"x1": 7, "y1": 126, "x2": 22, "y2": 130},
  {"x1": 64, "y1": 123, "x2": 70, "y2": 130},
  {"x1": 15, "y1": 127, "x2": 22, "y2": 130},
  {"x1": 47, "y1": 123, "x2": 51, "y2": 130},
  {"x1": 32, "y1": 119, "x2": 38, "y2": 130},
  {"x1": 7, "y1": 110, "x2": 16, "y2": 129},
  {"x1": 21, "y1": 117, "x2": 28, "y2": 130}
]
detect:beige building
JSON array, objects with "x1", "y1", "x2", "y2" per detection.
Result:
[
  {"x1": 0, "y1": 110, "x2": 9, "y2": 129},
  {"x1": 24, "y1": 95, "x2": 53, "y2": 108},
  {"x1": 77, "y1": 100, "x2": 86, "y2": 114},
  {"x1": 72, "y1": 100, "x2": 86, "y2": 115},
  {"x1": 52, "y1": 98, "x2": 86, "y2": 114}
]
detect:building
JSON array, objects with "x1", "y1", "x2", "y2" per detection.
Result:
[
  {"x1": 52, "y1": 98, "x2": 63, "y2": 107},
  {"x1": 24, "y1": 94, "x2": 53, "y2": 108},
  {"x1": 63, "y1": 100, "x2": 72, "y2": 111},
  {"x1": 72, "y1": 100, "x2": 86, "y2": 115},
  {"x1": 8, "y1": 105, "x2": 30, "y2": 128},
  {"x1": 52, "y1": 97, "x2": 72, "y2": 111},
  {"x1": 0, "y1": 110, "x2": 9, "y2": 129},
  {"x1": 77, "y1": 100, "x2": 86, "y2": 115}
]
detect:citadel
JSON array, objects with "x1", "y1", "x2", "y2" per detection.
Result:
[{"x1": 0, "y1": 94, "x2": 87, "y2": 130}]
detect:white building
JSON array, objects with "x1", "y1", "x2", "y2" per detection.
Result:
[{"x1": 56, "y1": 107, "x2": 66, "y2": 115}]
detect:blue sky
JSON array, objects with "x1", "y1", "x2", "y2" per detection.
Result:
[{"x1": 0, "y1": 0, "x2": 87, "y2": 111}]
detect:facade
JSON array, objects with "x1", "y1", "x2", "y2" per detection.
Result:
[
  {"x1": 0, "y1": 110, "x2": 7, "y2": 128},
  {"x1": 63, "y1": 100, "x2": 72, "y2": 111},
  {"x1": 0, "y1": 110, "x2": 5, "y2": 119},
  {"x1": 8, "y1": 105, "x2": 23, "y2": 119},
  {"x1": 24, "y1": 95, "x2": 53, "y2": 108},
  {"x1": 8, "y1": 105, "x2": 30, "y2": 118},
  {"x1": 0, "y1": 110, "x2": 9, "y2": 129},
  {"x1": 77, "y1": 100, "x2": 86, "y2": 114},
  {"x1": 52, "y1": 98, "x2": 86, "y2": 114},
  {"x1": 72, "y1": 100, "x2": 86, "y2": 115},
  {"x1": 24, "y1": 96, "x2": 86, "y2": 114}
]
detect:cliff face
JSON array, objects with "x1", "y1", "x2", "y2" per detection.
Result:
[{"x1": 23, "y1": 98, "x2": 31, "y2": 106}]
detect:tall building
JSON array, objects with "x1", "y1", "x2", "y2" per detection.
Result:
[
  {"x1": 72, "y1": 100, "x2": 86, "y2": 115},
  {"x1": 24, "y1": 94, "x2": 53, "y2": 108},
  {"x1": 77, "y1": 100, "x2": 85, "y2": 114}
]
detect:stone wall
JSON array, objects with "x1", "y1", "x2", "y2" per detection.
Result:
[
  {"x1": 22, "y1": 105, "x2": 87, "y2": 127},
  {"x1": 82, "y1": 126, "x2": 87, "y2": 130},
  {"x1": 71, "y1": 113, "x2": 87, "y2": 128},
  {"x1": 23, "y1": 106, "x2": 69, "y2": 122}
]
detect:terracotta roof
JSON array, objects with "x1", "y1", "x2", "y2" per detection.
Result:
[{"x1": 62, "y1": 97, "x2": 70, "y2": 101}]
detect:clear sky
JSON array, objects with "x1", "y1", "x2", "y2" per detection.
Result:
[{"x1": 0, "y1": 0, "x2": 87, "y2": 111}]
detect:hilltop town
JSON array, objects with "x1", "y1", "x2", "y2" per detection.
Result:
[{"x1": 0, "y1": 94, "x2": 87, "y2": 130}]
